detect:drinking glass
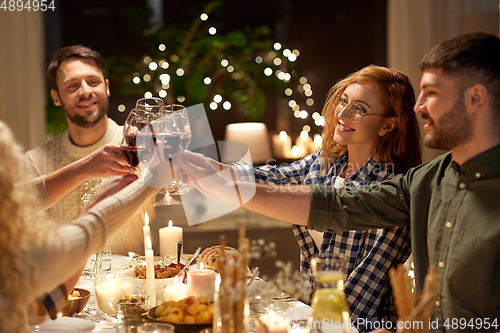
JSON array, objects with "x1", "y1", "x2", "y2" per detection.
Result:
[
  {"x1": 151, "y1": 104, "x2": 192, "y2": 206},
  {"x1": 136, "y1": 97, "x2": 164, "y2": 117},
  {"x1": 121, "y1": 109, "x2": 154, "y2": 174},
  {"x1": 309, "y1": 253, "x2": 352, "y2": 333}
]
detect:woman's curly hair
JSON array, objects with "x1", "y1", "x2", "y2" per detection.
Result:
[{"x1": 0, "y1": 121, "x2": 52, "y2": 332}]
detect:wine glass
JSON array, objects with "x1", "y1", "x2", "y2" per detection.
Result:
[
  {"x1": 136, "y1": 97, "x2": 164, "y2": 117},
  {"x1": 163, "y1": 104, "x2": 192, "y2": 195},
  {"x1": 121, "y1": 109, "x2": 154, "y2": 174},
  {"x1": 151, "y1": 105, "x2": 191, "y2": 206}
]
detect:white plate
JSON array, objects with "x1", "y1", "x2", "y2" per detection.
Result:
[{"x1": 32, "y1": 317, "x2": 95, "y2": 332}]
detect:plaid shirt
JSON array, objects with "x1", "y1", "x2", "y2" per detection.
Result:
[{"x1": 234, "y1": 151, "x2": 411, "y2": 332}]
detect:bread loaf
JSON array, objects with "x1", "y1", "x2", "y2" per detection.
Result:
[{"x1": 197, "y1": 245, "x2": 239, "y2": 272}]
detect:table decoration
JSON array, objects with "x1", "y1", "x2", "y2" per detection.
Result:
[
  {"x1": 95, "y1": 275, "x2": 134, "y2": 315},
  {"x1": 187, "y1": 262, "x2": 216, "y2": 302},
  {"x1": 159, "y1": 220, "x2": 183, "y2": 257},
  {"x1": 256, "y1": 308, "x2": 290, "y2": 333},
  {"x1": 215, "y1": 228, "x2": 250, "y2": 333},
  {"x1": 143, "y1": 213, "x2": 152, "y2": 255},
  {"x1": 164, "y1": 275, "x2": 188, "y2": 301},
  {"x1": 145, "y1": 236, "x2": 156, "y2": 307},
  {"x1": 389, "y1": 264, "x2": 441, "y2": 333}
]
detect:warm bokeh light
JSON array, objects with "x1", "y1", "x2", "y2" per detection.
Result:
[
  {"x1": 221, "y1": 59, "x2": 229, "y2": 67},
  {"x1": 303, "y1": 125, "x2": 311, "y2": 132},
  {"x1": 159, "y1": 90, "x2": 167, "y2": 98},
  {"x1": 285, "y1": 88, "x2": 293, "y2": 96},
  {"x1": 279, "y1": 131, "x2": 287, "y2": 140},
  {"x1": 210, "y1": 102, "x2": 218, "y2": 110},
  {"x1": 273, "y1": 42, "x2": 282, "y2": 50},
  {"x1": 177, "y1": 96, "x2": 186, "y2": 102},
  {"x1": 264, "y1": 67, "x2": 273, "y2": 76},
  {"x1": 200, "y1": 13, "x2": 208, "y2": 21},
  {"x1": 299, "y1": 110, "x2": 308, "y2": 119},
  {"x1": 159, "y1": 44, "x2": 166, "y2": 51},
  {"x1": 118, "y1": 104, "x2": 126, "y2": 112},
  {"x1": 255, "y1": 56, "x2": 263, "y2": 64},
  {"x1": 204, "y1": 77, "x2": 212, "y2": 85},
  {"x1": 176, "y1": 68, "x2": 185, "y2": 76},
  {"x1": 213, "y1": 94, "x2": 222, "y2": 103},
  {"x1": 223, "y1": 101, "x2": 231, "y2": 110},
  {"x1": 143, "y1": 74, "x2": 151, "y2": 82},
  {"x1": 149, "y1": 62, "x2": 158, "y2": 70},
  {"x1": 288, "y1": 100, "x2": 297, "y2": 108},
  {"x1": 144, "y1": 92, "x2": 153, "y2": 98},
  {"x1": 209, "y1": 27, "x2": 217, "y2": 35},
  {"x1": 306, "y1": 98, "x2": 314, "y2": 106}
]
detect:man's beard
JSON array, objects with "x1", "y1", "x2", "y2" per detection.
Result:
[
  {"x1": 62, "y1": 96, "x2": 109, "y2": 129},
  {"x1": 422, "y1": 96, "x2": 473, "y2": 150}
]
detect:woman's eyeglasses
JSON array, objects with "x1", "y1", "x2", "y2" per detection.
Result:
[{"x1": 334, "y1": 97, "x2": 386, "y2": 123}]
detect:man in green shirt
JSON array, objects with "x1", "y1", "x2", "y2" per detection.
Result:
[{"x1": 178, "y1": 32, "x2": 500, "y2": 332}]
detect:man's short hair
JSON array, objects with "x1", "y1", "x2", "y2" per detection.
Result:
[
  {"x1": 47, "y1": 45, "x2": 107, "y2": 92},
  {"x1": 420, "y1": 33, "x2": 500, "y2": 116}
]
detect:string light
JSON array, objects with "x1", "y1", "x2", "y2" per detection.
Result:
[
  {"x1": 223, "y1": 101, "x2": 231, "y2": 110},
  {"x1": 149, "y1": 62, "x2": 158, "y2": 70},
  {"x1": 213, "y1": 94, "x2": 222, "y2": 103},
  {"x1": 210, "y1": 102, "x2": 218, "y2": 110},
  {"x1": 118, "y1": 104, "x2": 126, "y2": 112},
  {"x1": 200, "y1": 13, "x2": 208, "y2": 21},
  {"x1": 209, "y1": 27, "x2": 217, "y2": 35},
  {"x1": 221, "y1": 59, "x2": 229, "y2": 67},
  {"x1": 176, "y1": 68, "x2": 185, "y2": 76},
  {"x1": 177, "y1": 96, "x2": 186, "y2": 102},
  {"x1": 273, "y1": 42, "x2": 282, "y2": 50},
  {"x1": 143, "y1": 74, "x2": 151, "y2": 82},
  {"x1": 255, "y1": 56, "x2": 263, "y2": 64},
  {"x1": 159, "y1": 44, "x2": 166, "y2": 51},
  {"x1": 204, "y1": 77, "x2": 212, "y2": 85},
  {"x1": 159, "y1": 90, "x2": 167, "y2": 98},
  {"x1": 144, "y1": 92, "x2": 153, "y2": 98},
  {"x1": 133, "y1": 77, "x2": 140, "y2": 84},
  {"x1": 264, "y1": 68, "x2": 273, "y2": 76}
]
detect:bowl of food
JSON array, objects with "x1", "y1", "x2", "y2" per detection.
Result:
[
  {"x1": 60, "y1": 288, "x2": 91, "y2": 317},
  {"x1": 146, "y1": 296, "x2": 213, "y2": 333}
]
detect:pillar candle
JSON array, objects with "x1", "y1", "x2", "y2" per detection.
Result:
[
  {"x1": 95, "y1": 279, "x2": 133, "y2": 314},
  {"x1": 187, "y1": 262, "x2": 216, "y2": 302},
  {"x1": 163, "y1": 275, "x2": 188, "y2": 302},
  {"x1": 272, "y1": 131, "x2": 292, "y2": 159},
  {"x1": 295, "y1": 131, "x2": 314, "y2": 157},
  {"x1": 256, "y1": 309, "x2": 290, "y2": 333},
  {"x1": 145, "y1": 236, "x2": 156, "y2": 307},
  {"x1": 143, "y1": 213, "x2": 151, "y2": 255},
  {"x1": 159, "y1": 220, "x2": 183, "y2": 257}
]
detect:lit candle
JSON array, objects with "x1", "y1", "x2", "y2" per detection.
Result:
[
  {"x1": 295, "y1": 131, "x2": 314, "y2": 157},
  {"x1": 159, "y1": 220, "x2": 183, "y2": 257},
  {"x1": 145, "y1": 236, "x2": 156, "y2": 307},
  {"x1": 143, "y1": 213, "x2": 151, "y2": 255},
  {"x1": 272, "y1": 131, "x2": 292, "y2": 159},
  {"x1": 187, "y1": 262, "x2": 216, "y2": 302},
  {"x1": 95, "y1": 278, "x2": 133, "y2": 314},
  {"x1": 256, "y1": 309, "x2": 290, "y2": 333},
  {"x1": 163, "y1": 275, "x2": 188, "y2": 301}
]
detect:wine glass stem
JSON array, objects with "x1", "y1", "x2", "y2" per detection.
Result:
[{"x1": 169, "y1": 159, "x2": 178, "y2": 190}]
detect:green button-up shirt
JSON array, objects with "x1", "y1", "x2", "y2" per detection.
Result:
[{"x1": 308, "y1": 144, "x2": 500, "y2": 332}]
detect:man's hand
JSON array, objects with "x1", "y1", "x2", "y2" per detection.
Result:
[
  {"x1": 82, "y1": 144, "x2": 131, "y2": 178},
  {"x1": 81, "y1": 174, "x2": 138, "y2": 212}
]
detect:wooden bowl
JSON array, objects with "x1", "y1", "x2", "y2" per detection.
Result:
[{"x1": 60, "y1": 288, "x2": 91, "y2": 317}]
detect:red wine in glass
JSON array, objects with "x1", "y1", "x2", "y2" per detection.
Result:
[{"x1": 157, "y1": 133, "x2": 182, "y2": 159}]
